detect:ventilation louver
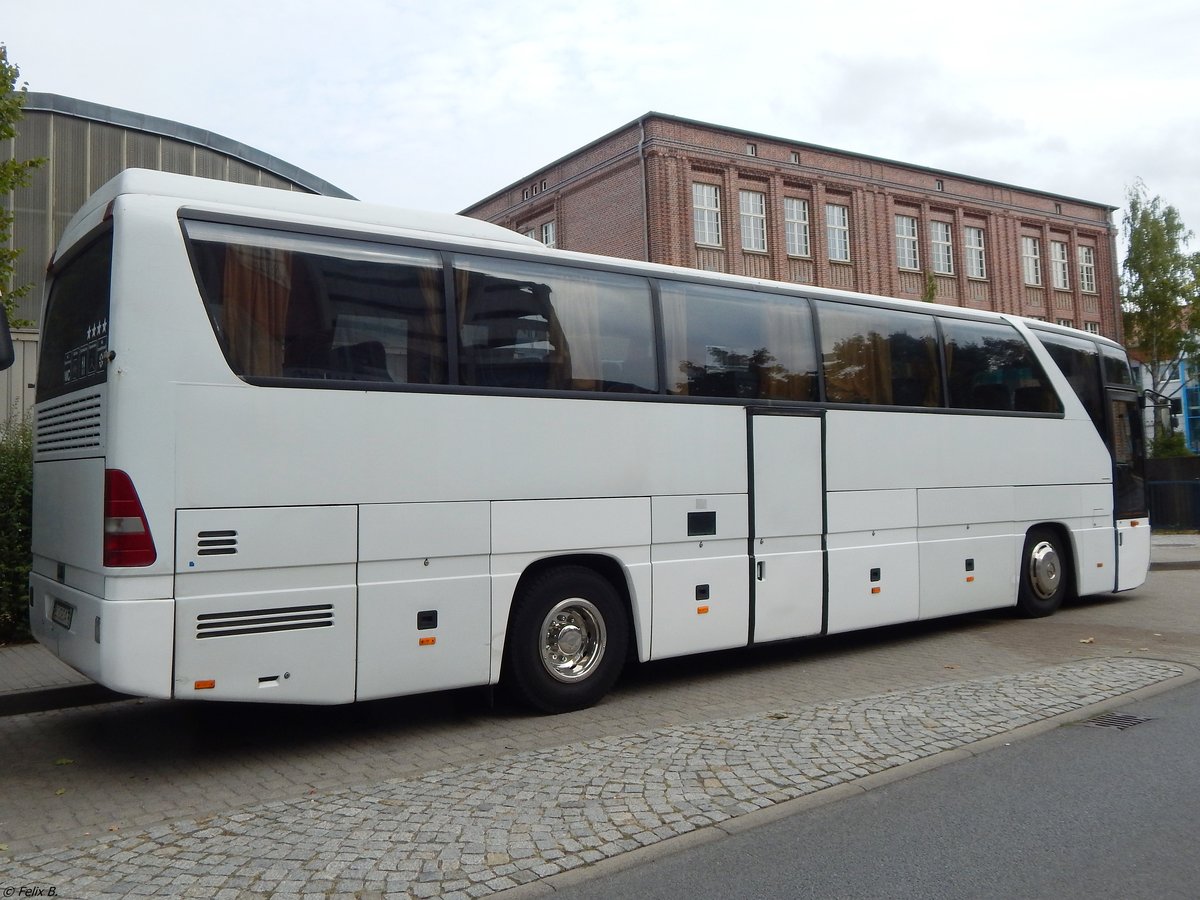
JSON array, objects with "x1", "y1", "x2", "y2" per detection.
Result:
[
  {"x1": 36, "y1": 393, "x2": 104, "y2": 454},
  {"x1": 196, "y1": 604, "x2": 334, "y2": 639},
  {"x1": 196, "y1": 530, "x2": 238, "y2": 556}
]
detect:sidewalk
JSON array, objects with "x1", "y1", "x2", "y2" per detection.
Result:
[{"x1": 2, "y1": 532, "x2": 1197, "y2": 715}]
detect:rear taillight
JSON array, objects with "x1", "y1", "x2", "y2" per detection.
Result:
[{"x1": 103, "y1": 469, "x2": 157, "y2": 567}]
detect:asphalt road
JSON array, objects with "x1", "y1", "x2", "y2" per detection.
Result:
[
  {"x1": 2, "y1": 568, "x2": 1198, "y2": 897},
  {"x1": 551, "y1": 678, "x2": 1200, "y2": 900}
]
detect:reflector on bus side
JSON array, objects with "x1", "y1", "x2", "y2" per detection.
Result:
[{"x1": 103, "y1": 469, "x2": 157, "y2": 567}]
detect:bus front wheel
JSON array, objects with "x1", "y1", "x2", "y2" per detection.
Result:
[
  {"x1": 1016, "y1": 527, "x2": 1068, "y2": 618},
  {"x1": 505, "y1": 566, "x2": 628, "y2": 714}
]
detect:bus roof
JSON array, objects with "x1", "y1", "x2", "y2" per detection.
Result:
[
  {"x1": 59, "y1": 170, "x2": 1126, "y2": 355},
  {"x1": 54, "y1": 168, "x2": 541, "y2": 263}
]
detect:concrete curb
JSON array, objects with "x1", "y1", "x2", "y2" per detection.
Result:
[{"x1": 499, "y1": 663, "x2": 1200, "y2": 898}]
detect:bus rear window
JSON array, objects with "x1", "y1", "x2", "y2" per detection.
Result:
[{"x1": 37, "y1": 231, "x2": 114, "y2": 402}]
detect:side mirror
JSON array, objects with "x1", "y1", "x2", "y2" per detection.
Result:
[{"x1": 0, "y1": 304, "x2": 14, "y2": 372}]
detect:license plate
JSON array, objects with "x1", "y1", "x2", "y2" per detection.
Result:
[{"x1": 51, "y1": 599, "x2": 75, "y2": 630}]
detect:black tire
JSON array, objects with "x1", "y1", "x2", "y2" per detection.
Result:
[
  {"x1": 504, "y1": 566, "x2": 628, "y2": 714},
  {"x1": 1016, "y1": 527, "x2": 1069, "y2": 618}
]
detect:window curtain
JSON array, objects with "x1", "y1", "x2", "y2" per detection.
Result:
[{"x1": 222, "y1": 246, "x2": 292, "y2": 377}]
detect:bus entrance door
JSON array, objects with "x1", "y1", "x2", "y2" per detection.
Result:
[{"x1": 749, "y1": 410, "x2": 825, "y2": 643}]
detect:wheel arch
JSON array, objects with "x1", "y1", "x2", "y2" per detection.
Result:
[
  {"x1": 1028, "y1": 520, "x2": 1078, "y2": 599},
  {"x1": 502, "y1": 553, "x2": 641, "y2": 672}
]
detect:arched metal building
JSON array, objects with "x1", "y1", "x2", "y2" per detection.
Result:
[{"x1": 2, "y1": 92, "x2": 352, "y2": 419}]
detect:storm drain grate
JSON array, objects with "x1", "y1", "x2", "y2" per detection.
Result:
[{"x1": 1081, "y1": 713, "x2": 1152, "y2": 731}]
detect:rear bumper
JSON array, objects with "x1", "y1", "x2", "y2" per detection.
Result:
[{"x1": 30, "y1": 574, "x2": 174, "y2": 699}]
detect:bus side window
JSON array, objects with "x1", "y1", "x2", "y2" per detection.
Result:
[
  {"x1": 186, "y1": 221, "x2": 447, "y2": 386},
  {"x1": 453, "y1": 255, "x2": 658, "y2": 395},
  {"x1": 816, "y1": 302, "x2": 939, "y2": 407},
  {"x1": 942, "y1": 318, "x2": 1061, "y2": 414},
  {"x1": 660, "y1": 281, "x2": 817, "y2": 402}
]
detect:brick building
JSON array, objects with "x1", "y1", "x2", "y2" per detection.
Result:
[{"x1": 462, "y1": 113, "x2": 1121, "y2": 341}]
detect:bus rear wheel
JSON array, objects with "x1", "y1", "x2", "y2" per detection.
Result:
[
  {"x1": 505, "y1": 566, "x2": 628, "y2": 714},
  {"x1": 1016, "y1": 527, "x2": 1068, "y2": 618}
]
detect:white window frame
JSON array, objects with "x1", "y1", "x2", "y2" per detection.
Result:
[
  {"x1": 965, "y1": 227, "x2": 987, "y2": 279},
  {"x1": 895, "y1": 215, "x2": 919, "y2": 270},
  {"x1": 826, "y1": 203, "x2": 850, "y2": 262},
  {"x1": 930, "y1": 221, "x2": 954, "y2": 275},
  {"x1": 1022, "y1": 236, "x2": 1042, "y2": 286},
  {"x1": 693, "y1": 183, "x2": 722, "y2": 247},
  {"x1": 739, "y1": 190, "x2": 767, "y2": 252},
  {"x1": 1050, "y1": 241, "x2": 1070, "y2": 290},
  {"x1": 542, "y1": 221, "x2": 556, "y2": 249},
  {"x1": 1056, "y1": 318, "x2": 1074, "y2": 328},
  {"x1": 784, "y1": 198, "x2": 810, "y2": 257},
  {"x1": 1078, "y1": 246, "x2": 1097, "y2": 293},
  {"x1": 1084, "y1": 321, "x2": 1100, "y2": 335}
]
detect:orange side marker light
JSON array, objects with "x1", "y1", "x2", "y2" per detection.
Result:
[
  {"x1": 419, "y1": 636, "x2": 437, "y2": 646},
  {"x1": 194, "y1": 679, "x2": 216, "y2": 690},
  {"x1": 697, "y1": 605, "x2": 710, "y2": 615}
]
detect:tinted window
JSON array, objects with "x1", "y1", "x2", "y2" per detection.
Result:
[
  {"x1": 1102, "y1": 347, "x2": 1135, "y2": 386},
  {"x1": 37, "y1": 230, "x2": 114, "y2": 402},
  {"x1": 942, "y1": 319, "x2": 1061, "y2": 413},
  {"x1": 186, "y1": 222, "x2": 446, "y2": 385},
  {"x1": 1038, "y1": 332, "x2": 1105, "y2": 432},
  {"x1": 454, "y1": 255, "x2": 657, "y2": 393},
  {"x1": 661, "y1": 282, "x2": 817, "y2": 401},
  {"x1": 818, "y1": 302, "x2": 940, "y2": 407},
  {"x1": 1112, "y1": 395, "x2": 1147, "y2": 517}
]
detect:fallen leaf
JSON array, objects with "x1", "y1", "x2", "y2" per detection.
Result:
[
  {"x1": 1138, "y1": 647, "x2": 1150, "y2": 652},
  {"x1": 0, "y1": 843, "x2": 8, "y2": 852},
  {"x1": 54, "y1": 758, "x2": 74, "y2": 766},
  {"x1": 1079, "y1": 638, "x2": 1095, "y2": 644},
  {"x1": 55, "y1": 788, "x2": 66, "y2": 796},
  {"x1": 944, "y1": 665, "x2": 959, "y2": 670}
]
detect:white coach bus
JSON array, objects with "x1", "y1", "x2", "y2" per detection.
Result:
[{"x1": 22, "y1": 170, "x2": 1149, "y2": 713}]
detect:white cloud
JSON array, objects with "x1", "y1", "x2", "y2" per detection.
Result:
[{"x1": 2, "y1": 0, "x2": 1197, "y2": 237}]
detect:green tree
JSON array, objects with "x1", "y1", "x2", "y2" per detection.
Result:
[
  {"x1": 1, "y1": 44, "x2": 45, "y2": 326},
  {"x1": 1120, "y1": 179, "x2": 1200, "y2": 438},
  {"x1": 921, "y1": 271, "x2": 938, "y2": 303}
]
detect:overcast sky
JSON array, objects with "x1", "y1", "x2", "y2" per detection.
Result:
[{"x1": 5, "y1": 0, "x2": 1199, "y2": 246}]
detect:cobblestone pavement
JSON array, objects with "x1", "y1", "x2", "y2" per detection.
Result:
[{"x1": 0, "y1": 657, "x2": 1186, "y2": 899}]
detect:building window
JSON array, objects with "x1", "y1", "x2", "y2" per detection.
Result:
[
  {"x1": 895, "y1": 215, "x2": 919, "y2": 270},
  {"x1": 930, "y1": 221, "x2": 954, "y2": 275},
  {"x1": 965, "y1": 227, "x2": 987, "y2": 279},
  {"x1": 1078, "y1": 246, "x2": 1097, "y2": 293},
  {"x1": 1051, "y1": 241, "x2": 1070, "y2": 290},
  {"x1": 1084, "y1": 321, "x2": 1100, "y2": 335},
  {"x1": 523, "y1": 228, "x2": 536, "y2": 240},
  {"x1": 1022, "y1": 236, "x2": 1042, "y2": 286},
  {"x1": 1057, "y1": 318, "x2": 1074, "y2": 327},
  {"x1": 746, "y1": 143, "x2": 757, "y2": 157},
  {"x1": 541, "y1": 221, "x2": 556, "y2": 248},
  {"x1": 1055, "y1": 203, "x2": 1063, "y2": 214},
  {"x1": 935, "y1": 179, "x2": 944, "y2": 191},
  {"x1": 522, "y1": 189, "x2": 530, "y2": 200},
  {"x1": 693, "y1": 183, "x2": 722, "y2": 247},
  {"x1": 541, "y1": 180, "x2": 548, "y2": 191},
  {"x1": 784, "y1": 197, "x2": 810, "y2": 257},
  {"x1": 790, "y1": 151, "x2": 800, "y2": 164},
  {"x1": 826, "y1": 203, "x2": 850, "y2": 262},
  {"x1": 739, "y1": 190, "x2": 767, "y2": 252}
]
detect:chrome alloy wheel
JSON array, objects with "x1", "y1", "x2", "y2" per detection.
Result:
[
  {"x1": 1028, "y1": 540, "x2": 1061, "y2": 600},
  {"x1": 539, "y1": 597, "x2": 607, "y2": 684}
]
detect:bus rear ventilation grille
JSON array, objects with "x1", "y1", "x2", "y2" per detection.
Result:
[
  {"x1": 196, "y1": 604, "x2": 333, "y2": 639},
  {"x1": 196, "y1": 530, "x2": 238, "y2": 556},
  {"x1": 35, "y1": 393, "x2": 104, "y2": 453}
]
